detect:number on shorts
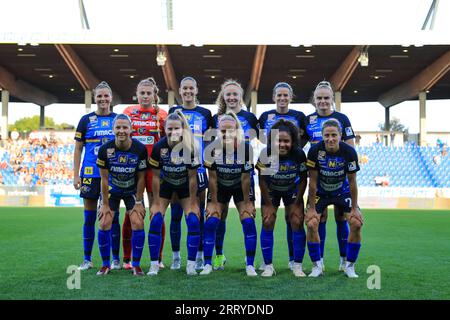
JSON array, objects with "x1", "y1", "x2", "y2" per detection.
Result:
[
  {"x1": 345, "y1": 198, "x2": 352, "y2": 208},
  {"x1": 198, "y1": 172, "x2": 204, "y2": 184}
]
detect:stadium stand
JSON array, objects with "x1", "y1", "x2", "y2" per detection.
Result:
[
  {"x1": 356, "y1": 143, "x2": 450, "y2": 188},
  {"x1": 0, "y1": 137, "x2": 74, "y2": 186}
]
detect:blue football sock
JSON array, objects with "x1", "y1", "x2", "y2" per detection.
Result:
[
  {"x1": 307, "y1": 242, "x2": 321, "y2": 263},
  {"x1": 131, "y1": 229, "x2": 145, "y2": 267},
  {"x1": 241, "y1": 218, "x2": 257, "y2": 266},
  {"x1": 286, "y1": 222, "x2": 294, "y2": 261},
  {"x1": 186, "y1": 213, "x2": 200, "y2": 261},
  {"x1": 347, "y1": 242, "x2": 361, "y2": 263},
  {"x1": 318, "y1": 221, "x2": 327, "y2": 259},
  {"x1": 215, "y1": 219, "x2": 226, "y2": 255},
  {"x1": 170, "y1": 203, "x2": 183, "y2": 252},
  {"x1": 336, "y1": 220, "x2": 349, "y2": 257},
  {"x1": 198, "y1": 202, "x2": 205, "y2": 252},
  {"x1": 203, "y1": 216, "x2": 220, "y2": 265},
  {"x1": 98, "y1": 229, "x2": 111, "y2": 267},
  {"x1": 148, "y1": 212, "x2": 163, "y2": 261},
  {"x1": 111, "y1": 211, "x2": 120, "y2": 261},
  {"x1": 292, "y1": 229, "x2": 306, "y2": 263},
  {"x1": 83, "y1": 210, "x2": 96, "y2": 261},
  {"x1": 260, "y1": 227, "x2": 274, "y2": 265}
]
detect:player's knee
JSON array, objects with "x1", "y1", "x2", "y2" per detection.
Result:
[
  {"x1": 290, "y1": 216, "x2": 301, "y2": 231},
  {"x1": 262, "y1": 214, "x2": 275, "y2": 230},
  {"x1": 306, "y1": 218, "x2": 319, "y2": 231},
  {"x1": 130, "y1": 215, "x2": 144, "y2": 230},
  {"x1": 186, "y1": 212, "x2": 200, "y2": 233},
  {"x1": 149, "y1": 212, "x2": 164, "y2": 232},
  {"x1": 349, "y1": 218, "x2": 362, "y2": 231}
]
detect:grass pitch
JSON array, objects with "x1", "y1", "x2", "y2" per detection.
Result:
[{"x1": 0, "y1": 207, "x2": 449, "y2": 300}]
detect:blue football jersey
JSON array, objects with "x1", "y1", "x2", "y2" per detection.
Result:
[
  {"x1": 307, "y1": 141, "x2": 360, "y2": 197},
  {"x1": 304, "y1": 111, "x2": 355, "y2": 144},
  {"x1": 75, "y1": 112, "x2": 117, "y2": 178}
]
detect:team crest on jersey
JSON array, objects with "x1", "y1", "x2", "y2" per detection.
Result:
[
  {"x1": 129, "y1": 157, "x2": 137, "y2": 165},
  {"x1": 318, "y1": 151, "x2": 326, "y2": 161},
  {"x1": 119, "y1": 155, "x2": 128, "y2": 163},
  {"x1": 107, "y1": 148, "x2": 115, "y2": 158},
  {"x1": 328, "y1": 160, "x2": 337, "y2": 168},
  {"x1": 89, "y1": 115, "x2": 98, "y2": 123},
  {"x1": 101, "y1": 120, "x2": 110, "y2": 127},
  {"x1": 102, "y1": 138, "x2": 110, "y2": 144},
  {"x1": 131, "y1": 108, "x2": 139, "y2": 115},
  {"x1": 160, "y1": 148, "x2": 169, "y2": 158},
  {"x1": 268, "y1": 114, "x2": 275, "y2": 121},
  {"x1": 310, "y1": 116, "x2": 318, "y2": 124},
  {"x1": 151, "y1": 115, "x2": 157, "y2": 120},
  {"x1": 138, "y1": 127, "x2": 146, "y2": 135},
  {"x1": 141, "y1": 113, "x2": 150, "y2": 120}
]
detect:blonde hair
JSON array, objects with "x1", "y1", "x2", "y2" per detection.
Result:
[
  {"x1": 166, "y1": 109, "x2": 197, "y2": 157},
  {"x1": 215, "y1": 79, "x2": 245, "y2": 115},
  {"x1": 137, "y1": 77, "x2": 162, "y2": 137},
  {"x1": 217, "y1": 111, "x2": 244, "y2": 147}
]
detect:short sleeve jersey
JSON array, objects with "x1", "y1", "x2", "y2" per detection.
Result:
[
  {"x1": 304, "y1": 111, "x2": 355, "y2": 144},
  {"x1": 258, "y1": 109, "x2": 306, "y2": 141},
  {"x1": 307, "y1": 141, "x2": 360, "y2": 197},
  {"x1": 256, "y1": 147, "x2": 308, "y2": 193},
  {"x1": 74, "y1": 112, "x2": 117, "y2": 178},
  {"x1": 213, "y1": 109, "x2": 259, "y2": 140},
  {"x1": 123, "y1": 105, "x2": 168, "y2": 155},
  {"x1": 97, "y1": 139, "x2": 148, "y2": 196},
  {"x1": 149, "y1": 137, "x2": 200, "y2": 187},
  {"x1": 169, "y1": 105, "x2": 213, "y2": 162},
  {"x1": 204, "y1": 142, "x2": 253, "y2": 189}
]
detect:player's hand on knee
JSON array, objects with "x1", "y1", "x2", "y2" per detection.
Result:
[
  {"x1": 349, "y1": 207, "x2": 364, "y2": 226},
  {"x1": 305, "y1": 207, "x2": 319, "y2": 224},
  {"x1": 244, "y1": 201, "x2": 256, "y2": 218},
  {"x1": 206, "y1": 202, "x2": 220, "y2": 218}
]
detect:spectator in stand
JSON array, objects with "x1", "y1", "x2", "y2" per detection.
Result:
[{"x1": 359, "y1": 153, "x2": 369, "y2": 165}]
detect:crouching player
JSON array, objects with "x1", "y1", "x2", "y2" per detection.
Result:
[
  {"x1": 96, "y1": 114, "x2": 148, "y2": 276},
  {"x1": 257, "y1": 119, "x2": 308, "y2": 277},
  {"x1": 305, "y1": 119, "x2": 363, "y2": 278},
  {"x1": 201, "y1": 112, "x2": 258, "y2": 277},
  {"x1": 147, "y1": 110, "x2": 201, "y2": 276}
]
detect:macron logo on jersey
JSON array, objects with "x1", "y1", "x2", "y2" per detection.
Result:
[{"x1": 93, "y1": 130, "x2": 113, "y2": 136}]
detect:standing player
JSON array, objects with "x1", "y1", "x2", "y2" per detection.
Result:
[
  {"x1": 95, "y1": 114, "x2": 148, "y2": 276},
  {"x1": 201, "y1": 112, "x2": 257, "y2": 277},
  {"x1": 305, "y1": 119, "x2": 363, "y2": 278},
  {"x1": 147, "y1": 110, "x2": 200, "y2": 276},
  {"x1": 257, "y1": 119, "x2": 308, "y2": 277},
  {"x1": 168, "y1": 77, "x2": 213, "y2": 271},
  {"x1": 122, "y1": 77, "x2": 168, "y2": 269},
  {"x1": 74, "y1": 81, "x2": 116, "y2": 270},
  {"x1": 304, "y1": 80, "x2": 355, "y2": 271},
  {"x1": 211, "y1": 79, "x2": 258, "y2": 271},
  {"x1": 258, "y1": 82, "x2": 307, "y2": 270}
]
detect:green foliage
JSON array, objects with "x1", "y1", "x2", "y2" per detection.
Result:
[
  {"x1": 8, "y1": 116, "x2": 71, "y2": 132},
  {"x1": 0, "y1": 207, "x2": 449, "y2": 300}
]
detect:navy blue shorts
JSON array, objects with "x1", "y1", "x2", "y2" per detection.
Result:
[
  {"x1": 261, "y1": 191, "x2": 297, "y2": 207},
  {"x1": 79, "y1": 177, "x2": 101, "y2": 200},
  {"x1": 160, "y1": 182, "x2": 190, "y2": 200},
  {"x1": 197, "y1": 167, "x2": 208, "y2": 194},
  {"x1": 315, "y1": 193, "x2": 352, "y2": 215},
  {"x1": 208, "y1": 184, "x2": 255, "y2": 204},
  {"x1": 108, "y1": 194, "x2": 136, "y2": 211}
]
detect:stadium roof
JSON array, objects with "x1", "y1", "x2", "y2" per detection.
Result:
[{"x1": 1, "y1": 44, "x2": 449, "y2": 107}]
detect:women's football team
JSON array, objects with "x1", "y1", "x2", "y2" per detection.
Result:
[{"x1": 74, "y1": 77, "x2": 364, "y2": 278}]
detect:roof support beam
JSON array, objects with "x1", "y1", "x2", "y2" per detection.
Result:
[
  {"x1": 156, "y1": 45, "x2": 181, "y2": 105},
  {"x1": 330, "y1": 45, "x2": 367, "y2": 92},
  {"x1": 0, "y1": 65, "x2": 58, "y2": 106},
  {"x1": 378, "y1": 49, "x2": 450, "y2": 108},
  {"x1": 245, "y1": 45, "x2": 267, "y2": 107},
  {"x1": 55, "y1": 44, "x2": 122, "y2": 105}
]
